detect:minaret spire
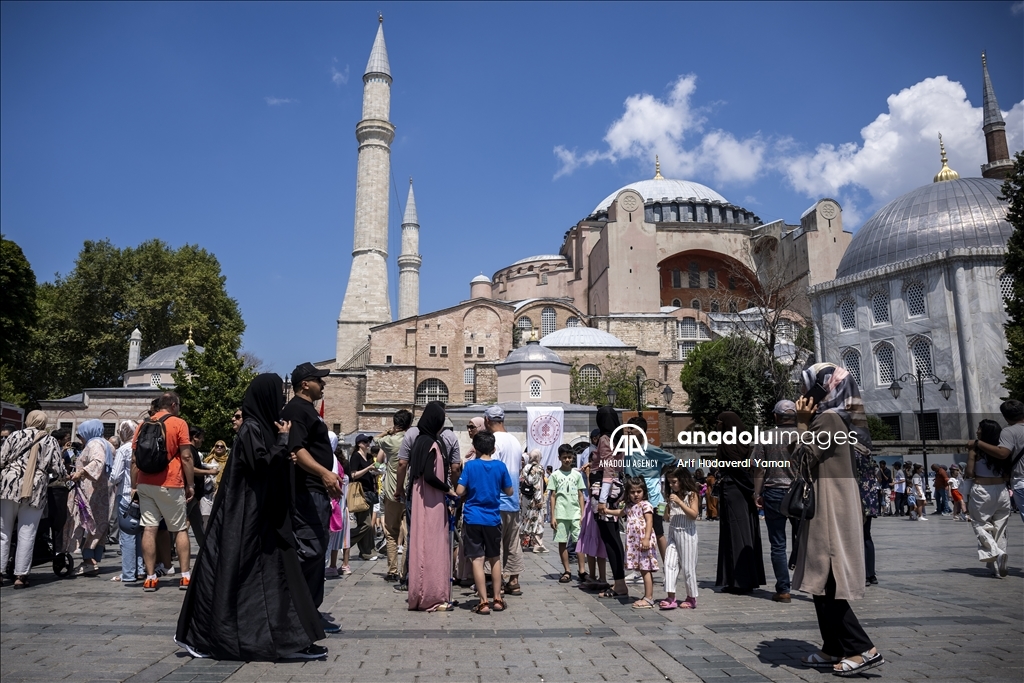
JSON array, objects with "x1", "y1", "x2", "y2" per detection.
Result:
[
  {"x1": 980, "y1": 51, "x2": 1012, "y2": 179},
  {"x1": 933, "y1": 133, "x2": 960, "y2": 183},
  {"x1": 653, "y1": 155, "x2": 664, "y2": 180},
  {"x1": 337, "y1": 19, "x2": 396, "y2": 365},
  {"x1": 397, "y1": 178, "x2": 422, "y2": 320}
]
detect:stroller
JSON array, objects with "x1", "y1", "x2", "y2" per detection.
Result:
[{"x1": 3, "y1": 482, "x2": 75, "y2": 579}]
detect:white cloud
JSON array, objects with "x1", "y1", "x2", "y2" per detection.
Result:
[
  {"x1": 778, "y1": 76, "x2": 1024, "y2": 208},
  {"x1": 265, "y1": 96, "x2": 298, "y2": 106},
  {"x1": 1011, "y1": 1, "x2": 1023, "y2": 16},
  {"x1": 331, "y1": 59, "x2": 349, "y2": 86},
  {"x1": 554, "y1": 74, "x2": 765, "y2": 184}
]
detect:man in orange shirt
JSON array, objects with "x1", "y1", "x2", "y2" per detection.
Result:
[{"x1": 131, "y1": 392, "x2": 196, "y2": 592}]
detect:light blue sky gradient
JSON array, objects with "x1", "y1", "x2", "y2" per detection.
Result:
[{"x1": 2, "y1": 2, "x2": 1022, "y2": 374}]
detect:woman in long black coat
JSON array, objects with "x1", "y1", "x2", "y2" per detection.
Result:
[
  {"x1": 176, "y1": 373, "x2": 325, "y2": 660},
  {"x1": 714, "y1": 411, "x2": 766, "y2": 594}
]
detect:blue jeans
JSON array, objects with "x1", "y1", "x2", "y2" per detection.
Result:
[
  {"x1": 81, "y1": 546, "x2": 105, "y2": 562},
  {"x1": 762, "y1": 487, "x2": 799, "y2": 594},
  {"x1": 119, "y1": 530, "x2": 143, "y2": 581},
  {"x1": 934, "y1": 489, "x2": 949, "y2": 515}
]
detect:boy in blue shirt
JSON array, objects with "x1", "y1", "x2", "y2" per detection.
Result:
[{"x1": 456, "y1": 431, "x2": 513, "y2": 615}]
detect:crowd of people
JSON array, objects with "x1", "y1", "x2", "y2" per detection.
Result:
[{"x1": 2, "y1": 362, "x2": 1022, "y2": 676}]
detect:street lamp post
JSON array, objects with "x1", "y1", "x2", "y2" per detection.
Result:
[
  {"x1": 889, "y1": 371, "x2": 953, "y2": 500},
  {"x1": 633, "y1": 369, "x2": 675, "y2": 413}
]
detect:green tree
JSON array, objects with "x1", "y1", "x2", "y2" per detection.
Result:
[
  {"x1": 0, "y1": 237, "x2": 38, "y2": 406},
  {"x1": 867, "y1": 414, "x2": 895, "y2": 441},
  {"x1": 1001, "y1": 151, "x2": 1024, "y2": 399},
  {"x1": 569, "y1": 355, "x2": 639, "y2": 409},
  {"x1": 678, "y1": 335, "x2": 775, "y2": 430},
  {"x1": 24, "y1": 239, "x2": 244, "y2": 402},
  {"x1": 171, "y1": 334, "x2": 257, "y2": 446}
]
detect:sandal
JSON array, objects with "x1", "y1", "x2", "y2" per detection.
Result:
[
  {"x1": 503, "y1": 581, "x2": 522, "y2": 596},
  {"x1": 658, "y1": 599, "x2": 678, "y2": 610},
  {"x1": 427, "y1": 601, "x2": 459, "y2": 612},
  {"x1": 632, "y1": 597, "x2": 655, "y2": 609},
  {"x1": 492, "y1": 598, "x2": 507, "y2": 612},
  {"x1": 801, "y1": 652, "x2": 841, "y2": 668},
  {"x1": 13, "y1": 576, "x2": 29, "y2": 589},
  {"x1": 598, "y1": 589, "x2": 629, "y2": 598},
  {"x1": 558, "y1": 571, "x2": 572, "y2": 583},
  {"x1": 833, "y1": 651, "x2": 884, "y2": 677},
  {"x1": 471, "y1": 600, "x2": 491, "y2": 615},
  {"x1": 577, "y1": 571, "x2": 589, "y2": 583}
]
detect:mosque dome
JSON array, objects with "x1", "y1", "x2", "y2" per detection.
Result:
[
  {"x1": 539, "y1": 327, "x2": 628, "y2": 348},
  {"x1": 592, "y1": 178, "x2": 727, "y2": 216},
  {"x1": 471, "y1": 274, "x2": 491, "y2": 283},
  {"x1": 836, "y1": 177, "x2": 1010, "y2": 279},
  {"x1": 502, "y1": 340, "x2": 565, "y2": 365},
  {"x1": 135, "y1": 343, "x2": 204, "y2": 371}
]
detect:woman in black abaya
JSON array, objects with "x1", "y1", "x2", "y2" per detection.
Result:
[
  {"x1": 714, "y1": 411, "x2": 766, "y2": 594},
  {"x1": 176, "y1": 373, "x2": 325, "y2": 660}
]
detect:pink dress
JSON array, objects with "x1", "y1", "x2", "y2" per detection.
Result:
[
  {"x1": 625, "y1": 501, "x2": 659, "y2": 572},
  {"x1": 407, "y1": 442, "x2": 451, "y2": 610}
]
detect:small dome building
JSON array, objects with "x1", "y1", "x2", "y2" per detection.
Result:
[
  {"x1": 809, "y1": 137, "x2": 1012, "y2": 441},
  {"x1": 496, "y1": 336, "x2": 571, "y2": 403}
]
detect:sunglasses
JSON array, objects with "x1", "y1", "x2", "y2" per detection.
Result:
[{"x1": 232, "y1": 414, "x2": 242, "y2": 420}]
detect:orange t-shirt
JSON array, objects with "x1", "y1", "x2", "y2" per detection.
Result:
[{"x1": 133, "y1": 411, "x2": 191, "y2": 489}]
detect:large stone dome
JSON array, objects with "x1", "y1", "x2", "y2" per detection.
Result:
[
  {"x1": 592, "y1": 178, "x2": 727, "y2": 216},
  {"x1": 836, "y1": 177, "x2": 1010, "y2": 278}
]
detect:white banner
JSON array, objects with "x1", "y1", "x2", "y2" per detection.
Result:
[{"x1": 526, "y1": 406, "x2": 564, "y2": 472}]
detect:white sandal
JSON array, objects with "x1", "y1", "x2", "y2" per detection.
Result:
[
  {"x1": 801, "y1": 652, "x2": 840, "y2": 668},
  {"x1": 833, "y1": 651, "x2": 884, "y2": 677}
]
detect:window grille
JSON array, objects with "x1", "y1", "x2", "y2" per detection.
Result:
[
  {"x1": 677, "y1": 317, "x2": 698, "y2": 338},
  {"x1": 729, "y1": 301, "x2": 738, "y2": 313},
  {"x1": 688, "y1": 262, "x2": 700, "y2": 288},
  {"x1": 541, "y1": 307, "x2": 556, "y2": 337},
  {"x1": 464, "y1": 368, "x2": 475, "y2": 385},
  {"x1": 477, "y1": 346, "x2": 485, "y2": 356},
  {"x1": 1000, "y1": 272, "x2": 1014, "y2": 304},
  {"x1": 875, "y1": 343, "x2": 895, "y2": 385},
  {"x1": 415, "y1": 378, "x2": 449, "y2": 406},
  {"x1": 710, "y1": 301, "x2": 720, "y2": 313},
  {"x1": 672, "y1": 269, "x2": 682, "y2": 288},
  {"x1": 839, "y1": 299, "x2": 856, "y2": 330},
  {"x1": 905, "y1": 282, "x2": 925, "y2": 317},
  {"x1": 699, "y1": 323, "x2": 711, "y2": 339},
  {"x1": 691, "y1": 299, "x2": 701, "y2": 311},
  {"x1": 910, "y1": 338, "x2": 932, "y2": 377},
  {"x1": 529, "y1": 379, "x2": 542, "y2": 399},
  {"x1": 540, "y1": 273, "x2": 548, "y2": 285},
  {"x1": 516, "y1": 316, "x2": 533, "y2": 331},
  {"x1": 871, "y1": 291, "x2": 890, "y2": 325},
  {"x1": 880, "y1": 415, "x2": 902, "y2": 440},
  {"x1": 841, "y1": 349, "x2": 861, "y2": 386},
  {"x1": 671, "y1": 299, "x2": 681, "y2": 307},
  {"x1": 151, "y1": 373, "x2": 161, "y2": 387},
  {"x1": 385, "y1": 355, "x2": 393, "y2": 364},
  {"x1": 429, "y1": 345, "x2": 437, "y2": 355},
  {"x1": 679, "y1": 341, "x2": 697, "y2": 361},
  {"x1": 918, "y1": 413, "x2": 940, "y2": 440},
  {"x1": 579, "y1": 364, "x2": 601, "y2": 385},
  {"x1": 464, "y1": 390, "x2": 476, "y2": 403},
  {"x1": 465, "y1": 346, "x2": 472, "y2": 356},
  {"x1": 103, "y1": 423, "x2": 116, "y2": 438},
  {"x1": 566, "y1": 316, "x2": 580, "y2": 328},
  {"x1": 707, "y1": 268, "x2": 717, "y2": 289}
]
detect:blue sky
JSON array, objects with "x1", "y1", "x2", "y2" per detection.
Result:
[{"x1": 2, "y1": 1, "x2": 1022, "y2": 374}]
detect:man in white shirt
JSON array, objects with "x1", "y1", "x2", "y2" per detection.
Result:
[
  {"x1": 484, "y1": 405, "x2": 525, "y2": 596},
  {"x1": 893, "y1": 463, "x2": 907, "y2": 517}
]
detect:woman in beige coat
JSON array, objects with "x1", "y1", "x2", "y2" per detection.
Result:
[{"x1": 793, "y1": 363, "x2": 883, "y2": 677}]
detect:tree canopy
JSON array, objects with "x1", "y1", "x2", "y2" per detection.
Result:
[
  {"x1": 22, "y1": 239, "x2": 244, "y2": 402},
  {"x1": 0, "y1": 237, "x2": 37, "y2": 406},
  {"x1": 569, "y1": 355, "x2": 640, "y2": 410},
  {"x1": 1001, "y1": 152, "x2": 1024, "y2": 399},
  {"x1": 678, "y1": 335, "x2": 776, "y2": 430},
  {"x1": 172, "y1": 335, "x2": 257, "y2": 446}
]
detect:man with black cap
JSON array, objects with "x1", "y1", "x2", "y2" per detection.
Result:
[{"x1": 281, "y1": 362, "x2": 341, "y2": 631}]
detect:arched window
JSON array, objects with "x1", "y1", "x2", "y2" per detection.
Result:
[
  {"x1": 874, "y1": 343, "x2": 895, "y2": 386},
  {"x1": 707, "y1": 268, "x2": 717, "y2": 289},
  {"x1": 541, "y1": 307, "x2": 556, "y2": 337},
  {"x1": 691, "y1": 299, "x2": 701, "y2": 311},
  {"x1": 579, "y1": 364, "x2": 601, "y2": 386},
  {"x1": 677, "y1": 317, "x2": 698, "y2": 338},
  {"x1": 710, "y1": 300, "x2": 720, "y2": 313},
  {"x1": 671, "y1": 298, "x2": 682, "y2": 307},
  {"x1": 516, "y1": 316, "x2": 533, "y2": 332},
  {"x1": 910, "y1": 338, "x2": 933, "y2": 377},
  {"x1": 463, "y1": 368, "x2": 475, "y2": 385},
  {"x1": 566, "y1": 316, "x2": 580, "y2": 328},
  {"x1": 1000, "y1": 272, "x2": 1014, "y2": 304},
  {"x1": 529, "y1": 378, "x2": 542, "y2": 399},
  {"x1": 839, "y1": 299, "x2": 856, "y2": 330},
  {"x1": 671, "y1": 269, "x2": 682, "y2": 289},
  {"x1": 729, "y1": 301, "x2": 738, "y2": 313},
  {"x1": 871, "y1": 291, "x2": 890, "y2": 325},
  {"x1": 841, "y1": 349, "x2": 862, "y2": 386},
  {"x1": 905, "y1": 282, "x2": 925, "y2": 317},
  {"x1": 415, "y1": 378, "x2": 449, "y2": 406},
  {"x1": 688, "y1": 262, "x2": 700, "y2": 288}
]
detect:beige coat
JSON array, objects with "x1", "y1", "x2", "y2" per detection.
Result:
[{"x1": 792, "y1": 411, "x2": 865, "y2": 601}]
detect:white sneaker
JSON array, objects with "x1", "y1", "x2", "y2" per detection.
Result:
[
  {"x1": 918, "y1": 516, "x2": 928, "y2": 521},
  {"x1": 174, "y1": 638, "x2": 211, "y2": 659}
]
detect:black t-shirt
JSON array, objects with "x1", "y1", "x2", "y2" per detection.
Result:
[
  {"x1": 349, "y1": 450, "x2": 376, "y2": 489},
  {"x1": 281, "y1": 396, "x2": 333, "y2": 495}
]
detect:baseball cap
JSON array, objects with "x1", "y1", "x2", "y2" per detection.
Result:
[
  {"x1": 291, "y1": 362, "x2": 329, "y2": 383},
  {"x1": 354, "y1": 433, "x2": 372, "y2": 445},
  {"x1": 484, "y1": 405, "x2": 505, "y2": 421},
  {"x1": 590, "y1": 428, "x2": 601, "y2": 439},
  {"x1": 773, "y1": 400, "x2": 797, "y2": 415}
]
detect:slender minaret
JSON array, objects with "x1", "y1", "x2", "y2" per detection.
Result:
[
  {"x1": 397, "y1": 178, "x2": 421, "y2": 320},
  {"x1": 336, "y1": 16, "x2": 395, "y2": 365},
  {"x1": 980, "y1": 51, "x2": 1013, "y2": 179},
  {"x1": 127, "y1": 328, "x2": 142, "y2": 371}
]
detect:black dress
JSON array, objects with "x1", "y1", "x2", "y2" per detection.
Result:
[
  {"x1": 715, "y1": 466, "x2": 766, "y2": 592},
  {"x1": 175, "y1": 420, "x2": 324, "y2": 660}
]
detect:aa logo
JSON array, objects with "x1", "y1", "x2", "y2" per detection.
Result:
[{"x1": 611, "y1": 424, "x2": 648, "y2": 457}]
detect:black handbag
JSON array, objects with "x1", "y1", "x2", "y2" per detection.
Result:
[{"x1": 781, "y1": 461, "x2": 815, "y2": 521}]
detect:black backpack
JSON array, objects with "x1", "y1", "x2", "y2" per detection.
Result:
[{"x1": 134, "y1": 415, "x2": 172, "y2": 474}]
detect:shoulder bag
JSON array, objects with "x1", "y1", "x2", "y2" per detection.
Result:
[
  {"x1": 347, "y1": 480, "x2": 369, "y2": 514},
  {"x1": 780, "y1": 456, "x2": 815, "y2": 521}
]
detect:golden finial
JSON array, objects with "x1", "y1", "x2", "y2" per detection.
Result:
[
  {"x1": 186, "y1": 326, "x2": 194, "y2": 346},
  {"x1": 653, "y1": 155, "x2": 664, "y2": 180},
  {"x1": 379, "y1": 12, "x2": 383, "y2": 23},
  {"x1": 933, "y1": 133, "x2": 960, "y2": 183}
]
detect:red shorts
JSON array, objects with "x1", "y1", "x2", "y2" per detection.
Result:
[{"x1": 951, "y1": 489, "x2": 963, "y2": 503}]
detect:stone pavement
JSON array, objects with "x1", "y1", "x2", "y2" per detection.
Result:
[{"x1": 2, "y1": 513, "x2": 1021, "y2": 683}]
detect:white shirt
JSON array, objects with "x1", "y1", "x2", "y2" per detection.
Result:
[
  {"x1": 894, "y1": 470, "x2": 906, "y2": 493},
  {"x1": 492, "y1": 431, "x2": 523, "y2": 512}
]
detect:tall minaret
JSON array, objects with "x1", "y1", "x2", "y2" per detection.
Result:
[
  {"x1": 980, "y1": 51, "x2": 1013, "y2": 179},
  {"x1": 397, "y1": 178, "x2": 421, "y2": 320},
  {"x1": 127, "y1": 328, "x2": 142, "y2": 371},
  {"x1": 336, "y1": 16, "x2": 395, "y2": 365}
]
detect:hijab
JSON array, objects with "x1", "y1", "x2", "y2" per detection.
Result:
[
  {"x1": 801, "y1": 362, "x2": 871, "y2": 449},
  {"x1": 18, "y1": 411, "x2": 50, "y2": 500},
  {"x1": 596, "y1": 405, "x2": 620, "y2": 437},
  {"x1": 117, "y1": 420, "x2": 138, "y2": 444},
  {"x1": 78, "y1": 418, "x2": 114, "y2": 470},
  {"x1": 26, "y1": 410, "x2": 47, "y2": 430},
  {"x1": 210, "y1": 440, "x2": 229, "y2": 487},
  {"x1": 409, "y1": 401, "x2": 446, "y2": 482},
  {"x1": 463, "y1": 417, "x2": 485, "y2": 460},
  {"x1": 241, "y1": 373, "x2": 285, "y2": 451},
  {"x1": 716, "y1": 411, "x2": 750, "y2": 460}
]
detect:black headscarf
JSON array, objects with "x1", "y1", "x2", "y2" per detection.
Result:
[
  {"x1": 242, "y1": 373, "x2": 284, "y2": 451},
  {"x1": 408, "y1": 401, "x2": 446, "y2": 483},
  {"x1": 716, "y1": 411, "x2": 750, "y2": 461},
  {"x1": 596, "y1": 405, "x2": 620, "y2": 437}
]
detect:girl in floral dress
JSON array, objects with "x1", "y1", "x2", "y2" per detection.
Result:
[
  {"x1": 519, "y1": 451, "x2": 548, "y2": 552},
  {"x1": 604, "y1": 476, "x2": 659, "y2": 608}
]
